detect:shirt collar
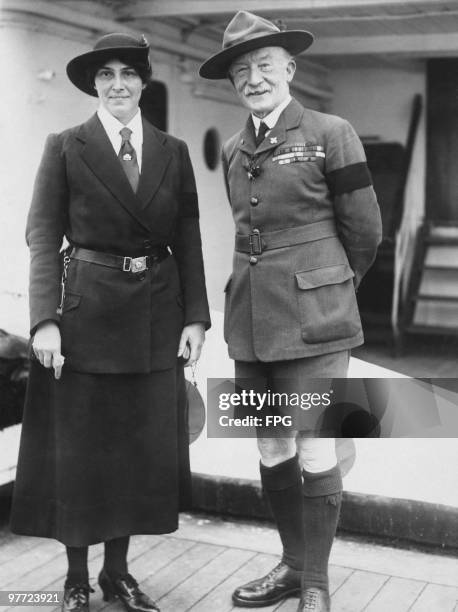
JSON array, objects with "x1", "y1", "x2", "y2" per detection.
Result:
[
  {"x1": 97, "y1": 105, "x2": 142, "y2": 139},
  {"x1": 251, "y1": 95, "x2": 292, "y2": 134}
]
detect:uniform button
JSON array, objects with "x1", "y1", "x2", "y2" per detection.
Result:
[
  {"x1": 249, "y1": 256, "x2": 258, "y2": 265},
  {"x1": 143, "y1": 239, "x2": 152, "y2": 249},
  {"x1": 137, "y1": 272, "x2": 146, "y2": 281},
  {"x1": 250, "y1": 196, "x2": 259, "y2": 206}
]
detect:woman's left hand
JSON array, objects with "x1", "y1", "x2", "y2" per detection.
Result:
[{"x1": 178, "y1": 323, "x2": 205, "y2": 366}]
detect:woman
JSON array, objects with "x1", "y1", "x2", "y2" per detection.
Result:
[{"x1": 10, "y1": 33, "x2": 210, "y2": 612}]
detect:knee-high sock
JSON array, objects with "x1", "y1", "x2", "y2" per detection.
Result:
[
  {"x1": 103, "y1": 536, "x2": 130, "y2": 578},
  {"x1": 302, "y1": 464, "x2": 342, "y2": 591},
  {"x1": 260, "y1": 455, "x2": 304, "y2": 571},
  {"x1": 65, "y1": 546, "x2": 89, "y2": 587}
]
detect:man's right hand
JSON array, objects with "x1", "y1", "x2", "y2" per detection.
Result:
[{"x1": 32, "y1": 321, "x2": 65, "y2": 380}]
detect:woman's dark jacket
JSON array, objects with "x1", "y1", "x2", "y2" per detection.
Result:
[{"x1": 27, "y1": 113, "x2": 210, "y2": 373}]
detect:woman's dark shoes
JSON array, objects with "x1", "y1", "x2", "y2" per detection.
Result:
[
  {"x1": 62, "y1": 584, "x2": 94, "y2": 612},
  {"x1": 232, "y1": 561, "x2": 301, "y2": 607},
  {"x1": 98, "y1": 568, "x2": 160, "y2": 612},
  {"x1": 297, "y1": 587, "x2": 330, "y2": 611}
]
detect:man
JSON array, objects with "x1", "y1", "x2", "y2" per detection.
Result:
[{"x1": 200, "y1": 11, "x2": 381, "y2": 612}]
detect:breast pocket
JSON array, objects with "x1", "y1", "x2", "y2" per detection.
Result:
[{"x1": 295, "y1": 263, "x2": 361, "y2": 344}]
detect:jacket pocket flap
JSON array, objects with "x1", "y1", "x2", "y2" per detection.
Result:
[
  {"x1": 295, "y1": 264, "x2": 354, "y2": 290},
  {"x1": 63, "y1": 292, "x2": 81, "y2": 312}
]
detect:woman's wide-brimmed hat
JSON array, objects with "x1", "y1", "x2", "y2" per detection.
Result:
[
  {"x1": 199, "y1": 11, "x2": 314, "y2": 80},
  {"x1": 66, "y1": 32, "x2": 151, "y2": 96}
]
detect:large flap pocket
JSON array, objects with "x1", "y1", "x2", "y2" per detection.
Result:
[{"x1": 295, "y1": 264, "x2": 354, "y2": 290}]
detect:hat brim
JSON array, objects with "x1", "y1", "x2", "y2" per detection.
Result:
[
  {"x1": 199, "y1": 30, "x2": 314, "y2": 80},
  {"x1": 66, "y1": 46, "x2": 150, "y2": 96}
]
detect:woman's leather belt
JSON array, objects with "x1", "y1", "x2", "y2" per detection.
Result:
[
  {"x1": 235, "y1": 220, "x2": 338, "y2": 255},
  {"x1": 70, "y1": 246, "x2": 170, "y2": 273}
]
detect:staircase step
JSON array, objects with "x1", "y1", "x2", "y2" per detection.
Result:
[
  {"x1": 425, "y1": 236, "x2": 458, "y2": 245},
  {"x1": 424, "y1": 246, "x2": 458, "y2": 267},
  {"x1": 418, "y1": 269, "x2": 458, "y2": 298},
  {"x1": 413, "y1": 294, "x2": 458, "y2": 302},
  {"x1": 428, "y1": 225, "x2": 458, "y2": 240},
  {"x1": 422, "y1": 264, "x2": 458, "y2": 271},
  {"x1": 406, "y1": 324, "x2": 458, "y2": 335},
  {"x1": 413, "y1": 300, "x2": 458, "y2": 329}
]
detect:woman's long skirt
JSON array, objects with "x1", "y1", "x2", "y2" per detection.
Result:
[{"x1": 10, "y1": 360, "x2": 190, "y2": 546}]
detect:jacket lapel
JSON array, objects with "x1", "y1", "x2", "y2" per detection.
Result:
[
  {"x1": 282, "y1": 97, "x2": 305, "y2": 132},
  {"x1": 256, "y1": 98, "x2": 304, "y2": 154},
  {"x1": 136, "y1": 118, "x2": 172, "y2": 209},
  {"x1": 238, "y1": 116, "x2": 257, "y2": 156},
  {"x1": 77, "y1": 115, "x2": 151, "y2": 231},
  {"x1": 255, "y1": 121, "x2": 287, "y2": 154}
]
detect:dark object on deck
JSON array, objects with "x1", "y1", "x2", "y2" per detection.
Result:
[
  {"x1": 0, "y1": 329, "x2": 29, "y2": 430},
  {"x1": 357, "y1": 94, "x2": 423, "y2": 346}
]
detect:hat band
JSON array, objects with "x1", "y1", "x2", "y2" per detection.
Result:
[{"x1": 224, "y1": 29, "x2": 280, "y2": 50}]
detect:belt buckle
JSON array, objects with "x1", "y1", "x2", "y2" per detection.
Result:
[
  {"x1": 249, "y1": 229, "x2": 262, "y2": 255},
  {"x1": 124, "y1": 256, "x2": 147, "y2": 273}
]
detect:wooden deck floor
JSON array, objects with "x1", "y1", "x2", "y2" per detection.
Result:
[{"x1": 1, "y1": 513, "x2": 457, "y2": 612}]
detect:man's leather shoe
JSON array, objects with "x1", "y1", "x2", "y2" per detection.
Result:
[
  {"x1": 98, "y1": 569, "x2": 160, "y2": 612},
  {"x1": 62, "y1": 584, "x2": 94, "y2": 612},
  {"x1": 232, "y1": 561, "x2": 301, "y2": 607},
  {"x1": 297, "y1": 588, "x2": 330, "y2": 611}
]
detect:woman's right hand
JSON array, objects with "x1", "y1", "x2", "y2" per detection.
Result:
[{"x1": 32, "y1": 321, "x2": 65, "y2": 379}]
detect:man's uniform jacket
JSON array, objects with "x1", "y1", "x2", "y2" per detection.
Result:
[
  {"x1": 27, "y1": 113, "x2": 210, "y2": 373},
  {"x1": 222, "y1": 98, "x2": 382, "y2": 362}
]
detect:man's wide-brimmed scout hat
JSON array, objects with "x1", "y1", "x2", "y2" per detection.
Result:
[
  {"x1": 199, "y1": 10, "x2": 314, "y2": 80},
  {"x1": 66, "y1": 33, "x2": 151, "y2": 96}
]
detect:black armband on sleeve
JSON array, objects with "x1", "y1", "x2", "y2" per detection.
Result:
[{"x1": 326, "y1": 162, "x2": 372, "y2": 196}]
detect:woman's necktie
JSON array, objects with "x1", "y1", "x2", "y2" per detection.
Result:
[{"x1": 119, "y1": 127, "x2": 139, "y2": 192}]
